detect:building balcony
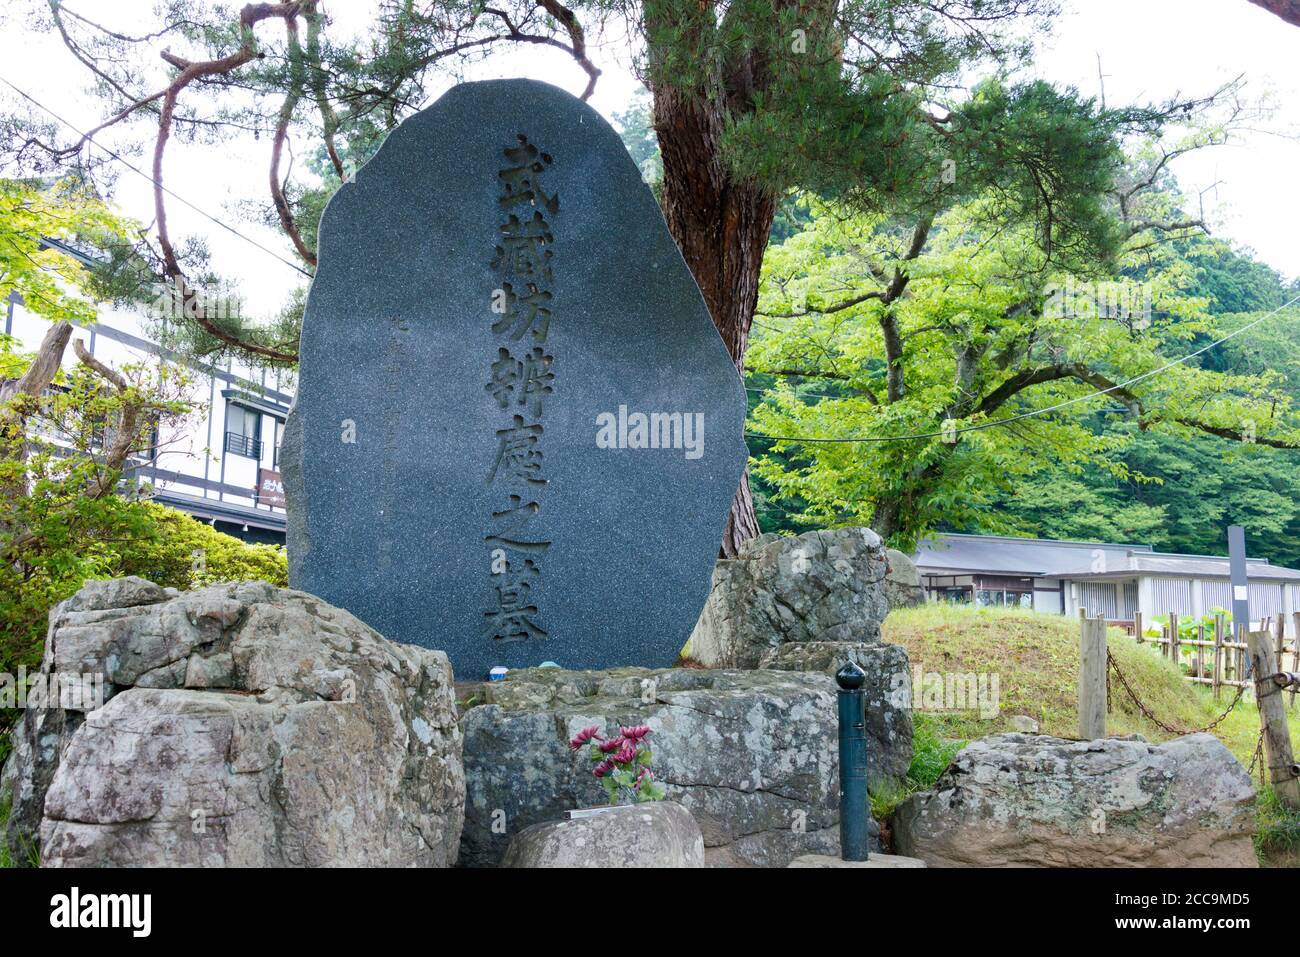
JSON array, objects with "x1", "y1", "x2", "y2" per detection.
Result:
[{"x1": 223, "y1": 431, "x2": 263, "y2": 460}]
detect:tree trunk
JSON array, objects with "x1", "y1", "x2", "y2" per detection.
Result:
[
  {"x1": 1, "y1": 320, "x2": 72, "y2": 467},
  {"x1": 2, "y1": 321, "x2": 72, "y2": 552},
  {"x1": 651, "y1": 88, "x2": 777, "y2": 557},
  {"x1": 870, "y1": 499, "x2": 901, "y2": 543}
]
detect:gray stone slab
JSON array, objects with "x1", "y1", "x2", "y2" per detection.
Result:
[
  {"x1": 787, "y1": 854, "x2": 927, "y2": 868},
  {"x1": 282, "y1": 79, "x2": 747, "y2": 680}
]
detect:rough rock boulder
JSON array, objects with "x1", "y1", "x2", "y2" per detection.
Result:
[
  {"x1": 893, "y1": 732, "x2": 1257, "y2": 867},
  {"x1": 688, "y1": 527, "x2": 890, "y2": 669},
  {"x1": 884, "y1": 549, "x2": 925, "y2": 611},
  {"x1": 758, "y1": 641, "x2": 912, "y2": 789},
  {"x1": 1, "y1": 577, "x2": 464, "y2": 867},
  {"x1": 458, "y1": 666, "x2": 895, "y2": 868},
  {"x1": 502, "y1": 803, "x2": 704, "y2": 868}
]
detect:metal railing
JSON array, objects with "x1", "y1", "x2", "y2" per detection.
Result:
[{"x1": 223, "y1": 431, "x2": 263, "y2": 460}]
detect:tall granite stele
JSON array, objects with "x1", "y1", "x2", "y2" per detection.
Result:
[{"x1": 282, "y1": 79, "x2": 748, "y2": 680}]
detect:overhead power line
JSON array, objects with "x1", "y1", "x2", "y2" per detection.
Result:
[
  {"x1": 745, "y1": 292, "x2": 1300, "y2": 444},
  {"x1": 7, "y1": 72, "x2": 1296, "y2": 447},
  {"x1": 0, "y1": 73, "x2": 314, "y2": 279}
]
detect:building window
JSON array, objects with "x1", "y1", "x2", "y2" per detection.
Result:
[
  {"x1": 224, "y1": 403, "x2": 262, "y2": 459},
  {"x1": 976, "y1": 589, "x2": 1032, "y2": 608}
]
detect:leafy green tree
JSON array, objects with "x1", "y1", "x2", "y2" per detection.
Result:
[
  {"x1": 0, "y1": 331, "x2": 190, "y2": 675},
  {"x1": 971, "y1": 237, "x2": 1300, "y2": 565},
  {"x1": 5, "y1": 0, "x2": 1221, "y2": 553},
  {"x1": 612, "y1": 92, "x2": 661, "y2": 185},
  {"x1": 1186, "y1": 239, "x2": 1290, "y2": 315},
  {"x1": 0, "y1": 178, "x2": 126, "y2": 328},
  {"x1": 986, "y1": 426, "x2": 1300, "y2": 564},
  {"x1": 0, "y1": 180, "x2": 284, "y2": 717},
  {"x1": 746, "y1": 182, "x2": 1300, "y2": 549}
]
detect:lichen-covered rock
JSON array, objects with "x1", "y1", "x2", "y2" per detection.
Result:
[
  {"x1": 884, "y1": 549, "x2": 925, "y2": 611},
  {"x1": 893, "y1": 732, "x2": 1257, "y2": 868},
  {"x1": 688, "y1": 527, "x2": 890, "y2": 669},
  {"x1": 459, "y1": 666, "x2": 884, "y2": 868},
  {"x1": 502, "y1": 803, "x2": 704, "y2": 868},
  {"x1": 757, "y1": 641, "x2": 912, "y2": 789},
  {"x1": 2, "y1": 577, "x2": 464, "y2": 867}
]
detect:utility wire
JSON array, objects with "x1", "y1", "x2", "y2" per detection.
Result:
[
  {"x1": 746, "y1": 292, "x2": 1300, "y2": 444},
  {"x1": 8, "y1": 73, "x2": 1296, "y2": 445},
  {"x1": 0, "y1": 73, "x2": 315, "y2": 279}
]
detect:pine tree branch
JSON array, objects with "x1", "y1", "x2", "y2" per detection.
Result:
[
  {"x1": 152, "y1": 4, "x2": 305, "y2": 363},
  {"x1": 270, "y1": 13, "x2": 318, "y2": 267}
]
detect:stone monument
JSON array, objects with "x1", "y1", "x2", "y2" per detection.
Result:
[{"x1": 282, "y1": 79, "x2": 747, "y2": 679}]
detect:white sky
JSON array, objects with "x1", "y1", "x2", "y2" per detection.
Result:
[{"x1": 0, "y1": 0, "x2": 1296, "y2": 319}]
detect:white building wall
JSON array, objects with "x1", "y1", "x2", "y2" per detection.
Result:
[
  {"x1": 5, "y1": 294, "x2": 290, "y2": 536},
  {"x1": 1150, "y1": 578, "x2": 1194, "y2": 617},
  {"x1": 1032, "y1": 578, "x2": 1063, "y2": 614}
]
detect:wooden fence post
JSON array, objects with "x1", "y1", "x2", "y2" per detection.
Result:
[
  {"x1": 1134, "y1": 610, "x2": 1144, "y2": 644},
  {"x1": 1080, "y1": 612, "x2": 1108, "y2": 740},
  {"x1": 1292, "y1": 612, "x2": 1300, "y2": 710},
  {"x1": 1213, "y1": 615, "x2": 1224, "y2": 701},
  {"x1": 1237, "y1": 622, "x2": 1248, "y2": 688},
  {"x1": 1276, "y1": 615, "x2": 1287, "y2": 672},
  {"x1": 1170, "y1": 611, "x2": 1180, "y2": 667},
  {"x1": 1247, "y1": 628, "x2": 1300, "y2": 809}
]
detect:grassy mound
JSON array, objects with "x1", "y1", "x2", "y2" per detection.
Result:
[
  {"x1": 882, "y1": 603, "x2": 1295, "y2": 765},
  {"x1": 881, "y1": 604, "x2": 1300, "y2": 863}
]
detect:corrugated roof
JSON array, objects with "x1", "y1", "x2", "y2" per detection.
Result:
[
  {"x1": 913, "y1": 533, "x2": 1151, "y2": 577},
  {"x1": 913, "y1": 533, "x2": 1300, "y2": 582},
  {"x1": 1055, "y1": 553, "x2": 1300, "y2": 582}
]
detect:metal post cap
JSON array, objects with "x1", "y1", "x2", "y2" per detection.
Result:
[{"x1": 835, "y1": 661, "x2": 866, "y2": 690}]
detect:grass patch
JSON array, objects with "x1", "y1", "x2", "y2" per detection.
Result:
[
  {"x1": 870, "y1": 712, "x2": 966, "y2": 819},
  {"x1": 1255, "y1": 785, "x2": 1300, "y2": 865},
  {"x1": 0, "y1": 797, "x2": 36, "y2": 869},
  {"x1": 882, "y1": 603, "x2": 1296, "y2": 768}
]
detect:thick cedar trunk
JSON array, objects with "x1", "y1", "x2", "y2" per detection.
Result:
[{"x1": 651, "y1": 87, "x2": 777, "y2": 557}]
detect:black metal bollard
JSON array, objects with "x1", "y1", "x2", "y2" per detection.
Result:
[{"x1": 836, "y1": 661, "x2": 870, "y2": 861}]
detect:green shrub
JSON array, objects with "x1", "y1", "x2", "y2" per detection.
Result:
[
  {"x1": 1255, "y1": 785, "x2": 1300, "y2": 864},
  {"x1": 116, "y1": 502, "x2": 287, "y2": 591},
  {"x1": 906, "y1": 713, "x2": 966, "y2": 791},
  {"x1": 870, "y1": 712, "x2": 966, "y2": 819},
  {"x1": 0, "y1": 500, "x2": 286, "y2": 740}
]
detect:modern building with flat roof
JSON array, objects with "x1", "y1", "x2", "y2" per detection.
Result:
[{"x1": 912, "y1": 532, "x2": 1300, "y2": 636}]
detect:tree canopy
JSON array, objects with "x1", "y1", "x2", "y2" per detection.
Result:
[
  {"x1": 746, "y1": 174, "x2": 1300, "y2": 549},
  {"x1": 0, "y1": 0, "x2": 1283, "y2": 554}
]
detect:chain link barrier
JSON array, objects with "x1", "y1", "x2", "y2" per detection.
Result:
[
  {"x1": 1106, "y1": 648, "x2": 1249, "y2": 736},
  {"x1": 1249, "y1": 728, "x2": 1266, "y2": 788}
]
